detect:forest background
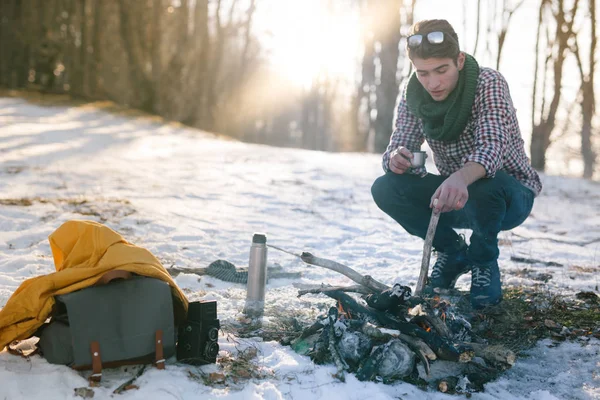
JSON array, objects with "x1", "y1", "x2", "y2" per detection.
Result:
[{"x1": 0, "y1": 0, "x2": 597, "y2": 179}]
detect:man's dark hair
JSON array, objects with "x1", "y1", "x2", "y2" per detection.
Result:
[{"x1": 407, "y1": 19, "x2": 460, "y2": 62}]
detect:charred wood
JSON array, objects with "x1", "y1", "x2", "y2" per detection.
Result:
[
  {"x1": 327, "y1": 308, "x2": 348, "y2": 381},
  {"x1": 323, "y1": 291, "x2": 471, "y2": 363},
  {"x1": 461, "y1": 342, "x2": 516, "y2": 368},
  {"x1": 352, "y1": 321, "x2": 432, "y2": 375},
  {"x1": 299, "y1": 320, "x2": 326, "y2": 339},
  {"x1": 356, "y1": 339, "x2": 416, "y2": 382},
  {"x1": 437, "y1": 376, "x2": 459, "y2": 393},
  {"x1": 363, "y1": 283, "x2": 412, "y2": 314},
  {"x1": 347, "y1": 320, "x2": 435, "y2": 360},
  {"x1": 407, "y1": 302, "x2": 452, "y2": 339},
  {"x1": 462, "y1": 361, "x2": 503, "y2": 391},
  {"x1": 410, "y1": 314, "x2": 452, "y2": 340}
]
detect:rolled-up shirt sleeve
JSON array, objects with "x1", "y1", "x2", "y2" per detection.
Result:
[
  {"x1": 463, "y1": 74, "x2": 513, "y2": 178},
  {"x1": 382, "y1": 85, "x2": 425, "y2": 174}
]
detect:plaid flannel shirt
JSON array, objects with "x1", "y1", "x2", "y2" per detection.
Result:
[{"x1": 382, "y1": 67, "x2": 542, "y2": 196}]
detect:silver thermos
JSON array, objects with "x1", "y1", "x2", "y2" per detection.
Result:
[{"x1": 244, "y1": 233, "x2": 267, "y2": 317}]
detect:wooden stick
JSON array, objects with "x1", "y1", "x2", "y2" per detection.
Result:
[
  {"x1": 396, "y1": 333, "x2": 437, "y2": 362},
  {"x1": 267, "y1": 243, "x2": 302, "y2": 257},
  {"x1": 268, "y1": 244, "x2": 389, "y2": 292},
  {"x1": 297, "y1": 284, "x2": 373, "y2": 297},
  {"x1": 113, "y1": 365, "x2": 146, "y2": 394},
  {"x1": 323, "y1": 291, "x2": 467, "y2": 362},
  {"x1": 299, "y1": 252, "x2": 389, "y2": 292},
  {"x1": 416, "y1": 200, "x2": 440, "y2": 295}
]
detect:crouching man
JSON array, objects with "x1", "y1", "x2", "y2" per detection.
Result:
[{"x1": 371, "y1": 19, "x2": 542, "y2": 308}]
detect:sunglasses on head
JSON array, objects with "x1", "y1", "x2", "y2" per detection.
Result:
[{"x1": 407, "y1": 31, "x2": 446, "y2": 48}]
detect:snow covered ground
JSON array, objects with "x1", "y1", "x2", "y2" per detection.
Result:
[{"x1": 0, "y1": 96, "x2": 599, "y2": 399}]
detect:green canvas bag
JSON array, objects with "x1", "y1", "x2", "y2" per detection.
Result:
[{"x1": 38, "y1": 275, "x2": 176, "y2": 381}]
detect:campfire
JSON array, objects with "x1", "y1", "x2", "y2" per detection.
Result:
[{"x1": 282, "y1": 250, "x2": 516, "y2": 394}]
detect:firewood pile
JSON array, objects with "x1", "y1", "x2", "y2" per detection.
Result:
[{"x1": 286, "y1": 251, "x2": 516, "y2": 394}]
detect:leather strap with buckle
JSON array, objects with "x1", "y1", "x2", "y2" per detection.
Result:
[
  {"x1": 155, "y1": 330, "x2": 165, "y2": 370},
  {"x1": 89, "y1": 341, "x2": 103, "y2": 383}
]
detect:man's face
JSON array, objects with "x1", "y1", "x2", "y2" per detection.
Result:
[{"x1": 412, "y1": 53, "x2": 465, "y2": 101}]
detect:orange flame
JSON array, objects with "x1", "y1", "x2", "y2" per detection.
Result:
[
  {"x1": 417, "y1": 321, "x2": 432, "y2": 333},
  {"x1": 337, "y1": 301, "x2": 352, "y2": 319}
]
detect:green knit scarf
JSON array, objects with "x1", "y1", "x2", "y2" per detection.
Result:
[{"x1": 406, "y1": 54, "x2": 480, "y2": 142}]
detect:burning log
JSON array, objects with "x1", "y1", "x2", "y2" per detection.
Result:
[
  {"x1": 324, "y1": 290, "x2": 472, "y2": 363},
  {"x1": 408, "y1": 303, "x2": 452, "y2": 339},
  {"x1": 270, "y1": 246, "x2": 516, "y2": 390},
  {"x1": 289, "y1": 286, "x2": 514, "y2": 390}
]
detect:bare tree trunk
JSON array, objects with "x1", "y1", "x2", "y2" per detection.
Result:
[
  {"x1": 496, "y1": 0, "x2": 525, "y2": 70},
  {"x1": 0, "y1": 1, "x2": 6, "y2": 87},
  {"x1": 79, "y1": 0, "x2": 90, "y2": 97},
  {"x1": 14, "y1": 0, "x2": 29, "y2": 87},
  {"x1": 191, "y1": 0, "x2": 210, "y2": 127},
  {"x1": 68, "y1": 0, "x2": 86, "y2": 97},
  {"x1": 204, "y1": 0, "x2": 230, "y2": 130},
  {"x1": 373, "y1": 0, "x2": 410, "y2": 153},
  {"x1": 473, "y1": 0, "x2": 482, "y2": 55},
  {"x1": 360, "y1": 37, "x2": 376, "y2": 150},
  {"x1": 61, "y1": 0, "x2": 77, "y2": 93},
  {"x1": 89, "y1": 0, "x2": 103, "y2": 97},
  {"x1": 301, "y1": 87, "x2": 319, "y2": 150},
  {"x1": 117, "y1": 0, "x2": 154, "y2": 111},
  {"x1": 357, "y1": 1, "x2": 377, "y2": 151},
  {"x1": 0, "y1": 0, "x2": 28, "y2": 88},
  {"x1": 530, "y1": 0, "x2": 579, "y2": 171},
  {"x1": 225, "y1": 0, "x2": 257, "y2": 138},
  {"x1": 151, "y1": 0, "x2": 162, "y2": 113},
  {"x1": 572, "y1": 0, "x2": 596, "y2": 178},
  {"x1": 374, "y1": 31, "x2": 401, "y2": 152},
  {"x1": 19, "y1": 0, "x2": 38, "y2": 89},
  {"x1": 238, "y1": 0, "x2": 256, "y2": 86},
  {"x1": 530, "y1": 0, "x2": 545, "y2": 167}
]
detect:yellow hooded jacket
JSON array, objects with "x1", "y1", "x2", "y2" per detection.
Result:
[{"x1": 0, "y1": 220, "x2": 189, "y2": 350}]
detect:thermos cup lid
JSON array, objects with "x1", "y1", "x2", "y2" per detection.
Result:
[{"x1": 252, "y1": 233, "x2": 267, "y2": 244}]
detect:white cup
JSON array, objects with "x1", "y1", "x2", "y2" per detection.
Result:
[{"x1": 411, "y1": 151, "x2": 427, "y2": 167}]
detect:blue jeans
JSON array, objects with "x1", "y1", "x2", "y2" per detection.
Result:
[{"x1": 371, "y1": 171, "x2": 535, "y2": 265}]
